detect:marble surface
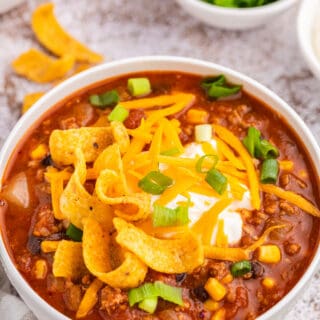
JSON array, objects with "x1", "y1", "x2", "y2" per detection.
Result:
[{"x1": 0, "y1": 0, "x2": 319, "y2": 319}]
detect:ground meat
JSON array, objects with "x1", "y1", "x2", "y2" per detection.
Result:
[
  {"x1": 16, "y1": 252, "x2": 32, "y2": 273},
  {"x1": 63, "y1": 284, "x2": 82, "y2": 311},
  {"x1": 74, "y1": 102, "x2": 96, "y2": 127},
  {"x1": 284, "y1": 242, "x2": 301, "y2": 256},
  {"x1": 263, "y1": 193, "x2": 279, "y2": 215},
  {"x1": 236, "y1": 287, "x2": 249, "y2": 308},
  {"x1": 227, "y1": 110, "x2": 242, "y2": 126},
  {"x1": 240, "y1": 234, "x2": 255, "y2": 247},
  {"x1": 279, "y1": 201, "x2": 299, "y2": 215},
  {"x1": 246, "y1": 211, "x2": 268, "y2": 226},
  {"x1": 225, "y1": 287, "x2": 249, "y2": 318},
  {"x1": 59, "y1": 117, "x2": 79, "y2": 129},
  {"x1": 207, "y1": 261, "x2": 229, "y2": 280},
  {"x1": 124, "y1": 109, "x2": 146, "y2": 129},
  {"x1": 33, "y1": 204, "x2": 60, "y2": 237},
  {"x1": 280, "y1": 173, "x2": 307, "y2": 190},
  {"x1": 100, "y1": 286, "x2": 128, "y2": 315},
  {"x1": 34, "y1": 182, "x2": 52, "y2": 205}
]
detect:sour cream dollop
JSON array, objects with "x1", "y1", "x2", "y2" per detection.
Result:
[{"x1": 152, "y1": 140, "x2": 252, "y2": 246}]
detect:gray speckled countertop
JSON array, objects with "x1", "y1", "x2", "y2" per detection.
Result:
[{"x1": 0, "y1": 0, "x2": 319, "y2": 319}]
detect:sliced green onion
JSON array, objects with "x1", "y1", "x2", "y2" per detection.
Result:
[
  {"x1": 201, "y1": 75, "x2": 226, "y2": 89},
  {"x1": 195, "y1": 154, "x2": 219, "y2": 173},
  {"x1": 205, "y1": 168, "x2": 228, "y2": 195},
  {"x1": 203, "y1": 0, "x2": 277, "y2": 8},
  {"x1": 138, "y1": 171, "x2": 173, "y2": 195},
  {"x1": 207, "y1": 85, "x2": 241, "y2": 99},
  {"x1": 230, "y1": 260, "x2": 252, "y2": 277},
  {"x1": 260, "y1": 159, "x2": 279, "y2": 184},
  {"x1": 201, "y1": 75, "x2": 241, "y2": 99},
  {"x1": 160, "y1": 148, "x2": 180, "y2": 156},
  {"x1": 128, "y1": 78, "x2": 151, "y2": 97},
  {"x1": 211, "y1": 0, "x2": 237, "y2": 7},
  {"x1": 153, "y1": 204, "x2": 189, "y2": 227},
  {"x1": 138, "y1": 297, "x2": 158, "y2": 314},
  {"x1": 195, "y1": 124, "x2": 212, "y2": 142},
  {"x1": 154, "y1": 281, "x2": 183, "y2": 305},
  {"x1": 128, "y1": 281, "x2": 183, "y2": 307},
  {"x1": 108, "y1": 104, "x2": 129, "y2": 122},
  {"x1": 242, "y1": 126, "x2": 261, "y2": 157},
  {"x1": 66, "y1": 223, "x2": 83, "y2": 242},
  {"x1": 256, "y1": 139, "x2": 279, "y2": 159},
  {"x1": 89, "y1": 90, "x2": 119, "y2": 109},
  {"x1": 243, "y1": 127, "x2": 279, "y2": 160},
  {"x1": 128, "y1": 283, "x2": 155, "y2": 306}
]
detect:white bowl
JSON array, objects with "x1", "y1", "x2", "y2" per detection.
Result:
[
  {"x1": 297, "y1": 0, "x2": 320, "y2": 79},
  {"x1": 175, "y1": 0, "x2": 298, "y2": 30},
  {"x1": 0, "y1": 56, "x2": 319, "y2": 320}
]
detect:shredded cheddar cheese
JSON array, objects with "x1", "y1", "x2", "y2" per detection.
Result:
[
  {"x1": 149, "y1": 122, "x2": 164, "y2": 170},
  {"x1": 216, "y1": 219, "x2": 228, "y2": 247},
  {"x1": 214, "y1": 125, "x2": 261, "y2": 210},
  {"x1": 156, "y1": 167, "x2": 200, "y2": 206},
  {"x1": 204, "y1": 246, "x2": 250, "y2": 261},
  {"x1": 192, "y1": 198, "x2": 232, "y2": 245},
  {"x1": 261, "y1": 184, "x2": 320, "y2": 217},
  {"x1": 216, "y1": 137, "x2": 246, "y2": 171}
]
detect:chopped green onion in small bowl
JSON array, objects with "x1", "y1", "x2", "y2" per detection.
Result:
[{"x1": 201, "y1": 0, "x2": 278, "y2": 8}]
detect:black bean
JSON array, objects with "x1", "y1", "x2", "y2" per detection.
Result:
[
  {"x1": 192, "y1": 286, "x2": 209, "y2": 302},
  {"x1": 251, "y1": 261, "x2": 264, "y2": 279},
  {"x1": 175, "y1": 273, "x2": 187, "y2": 283},
  {"x1": 41, "y1": 154, "x2": 54, "y2": 167},
  {"x1": 27, "y1": 235, "x2": 42, "y2": 255}
]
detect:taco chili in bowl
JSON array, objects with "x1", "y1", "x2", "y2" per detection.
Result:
[{"x1": 0, "y1": 57, "x2": 319, "y2": 320}]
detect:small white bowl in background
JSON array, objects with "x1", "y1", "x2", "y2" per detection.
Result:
[
  {"x1": 297, "y1": 0, "x2": 320, "y2": 79},
  {"x1": 175, "y1": 0, "x2": 298, "y2": 30}
]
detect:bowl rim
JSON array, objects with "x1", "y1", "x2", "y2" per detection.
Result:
[
  {"x1": 176, "y1": 0, "x2": 299, "y2": 16},
  {"x1": 0, "y1": 55, "x2": 319, "y2": 320},
  {"x1": 297, "y1": 0, "x2": 320, "y2": 79}
]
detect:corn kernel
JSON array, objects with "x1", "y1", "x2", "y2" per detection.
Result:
[
  {"x1": 204, "y1": 299, "x2": 220, "y2": 311},
  {"x1": 221, "y1": 274, "x2": 233, "y2": 284},
  {"x1": 30, "y1": 143, "x2": 48, "y2": 160},
  {"x1": 211, "y1": 308, "x2": 226, "y2": 320},
  {"x1": 262, "y1": 277, "x2": 276, "y2": 289},
  {"x1": 204, "y1": 278, "x2": 227, "y2": 301},
  {"x1": 33, "y1": 259, "x2": 48, "y2": 279},
  {"x1": 279, "y1": 160, "x2": 294, "y2": 171},
  {"x1": 257, "y1": 245, "x2": 281, "y2": 264},
  {"x1": 186, "y1": 109, "x2": 208, "y2": 124},
  {"x1": 41, "y1": 240, "x2": 60, "y2": 253},
  {"x1": 298, "y1": 170, "x2": 307, "y2": 178}
]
